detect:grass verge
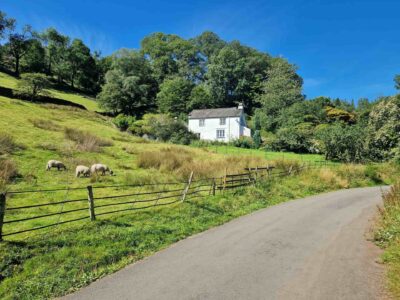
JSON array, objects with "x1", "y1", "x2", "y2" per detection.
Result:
[{"x1": 375, "y1": 182, "x2": 400, "y2": 298}]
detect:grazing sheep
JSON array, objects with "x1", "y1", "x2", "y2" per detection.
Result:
[
  {"x1": 75, "y1": 165, "x2": 90, "y2": 177},
  {"x1": 46, "y1": 160, "x2": 67, "y2": 171},
  {"x1": 90, "y1": 163, "x2": 113, "y2": 176}
]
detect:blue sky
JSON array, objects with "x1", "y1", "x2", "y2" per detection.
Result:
[{"x1": 3, "y1": 0, "x2": 400, "y2": 101}]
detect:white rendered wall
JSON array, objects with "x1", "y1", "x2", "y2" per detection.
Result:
[{"x1": 188, "y1": 117, "x2": 242, "y2": 142}]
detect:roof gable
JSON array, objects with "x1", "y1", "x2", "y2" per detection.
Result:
[{"x1": 189, "y1": 107, "x2": 242, "y2": 119}]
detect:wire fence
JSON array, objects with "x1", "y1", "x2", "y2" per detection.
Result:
[{"x1": 0, "y1": 160, "x2": 335, "y2": 241}]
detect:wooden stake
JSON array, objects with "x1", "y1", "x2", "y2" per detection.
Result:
[
  {"x1": 0, "y1": 193, "x2": 6, "y2": 242},
  {"x1": 87, "y1": 186, "x2": 96, "y2": 221},
  {"x1": 182, "y1": 171, "x2": 194, "y2": 202}
]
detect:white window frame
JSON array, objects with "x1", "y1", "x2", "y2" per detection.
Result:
[
  {"x1": 216, "y1": 129, "x2": 225, "y2": 139},
  {"x1": 219, "y1": 118, "x2": 226, "y2": 125},
  {"x1": 199, "y1": 119, "x2": 205, "y2": 127}
]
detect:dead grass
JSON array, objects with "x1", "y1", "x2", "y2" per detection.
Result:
[
  {"x1": 137, "y1": 147, "x2": 267, "y2": 179},
  {"x1": 0, "y1": 158, "x2": 18, "y2": 190},
  {"x1": 35, "y1": 142, "x2": 59, "y2": 151},
  {"x1": 29, "y1": 118, "x2": 61, "y2": 131},
  {"x1": 0, "y1": 133, "x2": 25, "y2": 155},
  {"x1": 64, "y1": 128, "x2": 113, "y2": 152}
]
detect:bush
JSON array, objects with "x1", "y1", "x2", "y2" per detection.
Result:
[
  {"x1": 64, "y1": 128, "x2": 113, "y2": 152},
  {"x1": 130, "y1": 114, "x2": 198, "y2": 145},
  {"x1": 252, "y1": 130, "x2": 262, "y2": 148},
  {"x1": 271, "y1": 123, "x2": 314, "y2": 153},
  {"x1": 233, "y1": 137, "x2": 254, "y2": 149},
  {"x1": 112, "y1": 114, "x2": 136, "y2": 131},
  {"x1": 14, "y1": 73, "x2": 50, "y2": 99}
]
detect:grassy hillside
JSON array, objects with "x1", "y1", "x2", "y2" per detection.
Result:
[
  {"x1": 0, "y1": 86, "x2": 398, "y2": 299},
  {"x1": 0, "y1": 72, "x2": 101, "y2": 111}
]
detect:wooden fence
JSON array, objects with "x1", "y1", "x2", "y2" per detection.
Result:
[{"x1": 0, "y1": 160, "x2": 333, "y2": 241}]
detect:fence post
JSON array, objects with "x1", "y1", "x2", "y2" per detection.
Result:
[
  {"x1": 212, "y1": 179, "x2": 216, "y2": 196},
  {"x1": 182, "y1": 171, "x2": 194, "y2": 202},
  {"x1": 222, "y1": 168, "x2": 227, "y2": 192},
  {"x1": 87, "y1": 186, "x2": 96, "y2": 221},
  {"x1": 0, "y1": 193, "x2": 6, "y2": 242},
  {"x1": 255, "y1": 166, "x2": 258, "y2": 182}
]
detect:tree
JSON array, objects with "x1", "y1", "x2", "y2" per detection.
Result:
[
  {"x1": 141, "y1": 32, "x2": 202, "y2": 82},
  {"x1": 40, "y1": 28, "x2": 69, "y2": 79},
  {"x1": 5, "y1": 26, "x2": 33, "y2": 76},
  {"x1": 188, "y1": 84, "x2": 214, "y2": 110},
  {"x1": 252, "y1": 130, "x2": 261, "y2": 148},
  {"x1": 97, "y1": 49, "x2": 157, "y2": 116},
  {"x1": 0, "y1": 11, "x2": 15, "y2": 40},
  {"x1": 257, "y1": 58, "x2": 304, "y2": 131},
  {"x1": 191, "y1": 31, "x2": 225, "y2": 59},
  {"x1": 366, "y1": 96, "x2": 400, "y2": 161},
  {"x1": 21, "y1": 38, "x2": 46, "y2": 73},
  {"x1": 66, "y1": 39, "x2": 97, "y2": 89},
  {"x1": 317, "y1": 122, "x2": 367, "y2": 162},
  {"x1": 156, "y1": 77, "x2": 194, "y2": 116},
  {"x1": 15, "y1": 73, "x2": 50, "y2": 99},
  {"x1": 206, "y1": 41, "x2": 270, "y2": 112}
]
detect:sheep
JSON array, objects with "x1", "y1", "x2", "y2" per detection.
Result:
[
  {"x1": 75, "y1": 165, "x2": 90, "y2": 177},
  {"x1": 90, "y1": 163, "x2": 113, "y2": 176},
  {"x1": 46, "y1": 160, "x2": 67, "y2": 171}
]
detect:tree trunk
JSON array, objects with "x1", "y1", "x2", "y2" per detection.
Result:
[{"x1": 15, "y1": 55, "x2": 20, "y2": 77}]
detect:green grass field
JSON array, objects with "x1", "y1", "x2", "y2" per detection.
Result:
[
  {"x1": 0, "y1": 77, "x2": 399, "y2": 299},
  {"x1": 0, "y1": 72, "x2": 101, "y2": 111}
]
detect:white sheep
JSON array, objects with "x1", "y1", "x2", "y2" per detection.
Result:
[
  {"x1": 75, "y1": 165, "x2": 91, "y2": 177},
  {"x1": 46, "y1": 160, "x2": 67, "y2": 171},
  {"x1": 90, "y1": 163, "x2": 113, "y2": 176}
]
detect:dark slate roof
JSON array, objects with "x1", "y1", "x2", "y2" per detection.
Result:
[{"x1": 188, "y1": 107, "x2": 243, "y2": 119}]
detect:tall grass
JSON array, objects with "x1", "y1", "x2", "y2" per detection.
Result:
[
  {"x1": 0, "y1": 133, "x2": 24, "y2": 155},
  {"x1": 29, "y1": 118, "x2": 61, "y2": 131},
  {"x1": 375, "y1": 182, "x2": 400, "y2": 298},
  {"x1": 64, "y1": 128, "x2": 113, "y2": 152},
  {"x1": 0, "y1": 158, "x2": 18, "y2": 190}
]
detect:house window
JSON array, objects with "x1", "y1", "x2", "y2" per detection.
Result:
[
  {"x1": 216, "y1": 129, "x2": 225, "y2": 139},
  {"x1": 219, "y1": 118, "x2": 226, "y2": 125},
  {"x1": 199, "y1": 119, "x2": 205, "y2": 127}
]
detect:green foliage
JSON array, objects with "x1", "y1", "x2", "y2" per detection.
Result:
[
  {"x1": 113, "y1": 114, "x2": 136, "y2": 131},
  {"x1": 15, "y1": 72, "x2": 50, "y2": 99},
  {"x1": 325, "y1": 106, "x2": 356, "y2": 123},
  {"x1": 271, "y1": 123, "x2": 315, "y2": 153},
  {"x1": 233, "y1": 136, "x2": 254, "y2": 149},
  {"x1": 366, "y1": 96, "x2": 400, "y2": 161},
  {"x1": 188, "y1": 84, "x2": 214, "y2": 110},
  {"x1": 317, "y1": 122, "x2": 367, "y2": 162},
  {"x1": 0, "y1": 10, "x2": 15, "y2": 39},
  {"x1": 252, "y1": 130, "x2": 262, "y2": 149},
  {"x1": 156, "y1": 77, "x2": 193, "y2": 116},
  {"x1": 97, "y1": 49, "x2": 157, "y2": 116},
  {"x1": 394, "y1": 74, "x2": 400, "y2": 90},
  {"x1": 257, "y1": 58, "x2": 304, "y2": 130}
]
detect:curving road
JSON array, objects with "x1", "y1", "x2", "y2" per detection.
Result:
[{"x1": 64, "y1": 187, "x2": 387, "y2": 300}]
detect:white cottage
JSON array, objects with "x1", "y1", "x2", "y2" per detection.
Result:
[{"x1": 188, "y1": 104, "x2": 251, "y2": 142}]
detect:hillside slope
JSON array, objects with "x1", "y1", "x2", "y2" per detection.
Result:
[{"x1": 0, "y1": 72, "x2": 100, "y2": 111}]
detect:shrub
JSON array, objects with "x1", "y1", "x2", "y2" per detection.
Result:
[
  {"x1": 252, "y1": 130, "x2": 262, "y2": 149},
  {"x1": 64, "y1": 128, "x2": 113, "y2": 152},
  {"x1": 0, "y1": 133, "x2": 24, "y2": 154},
  {"x1": 29, "y1": 118, "x2": 61, "y2": 131},
  {"x1": 112, "y1": 114, "x2": 136, "y2": 131},
  {"x1": 14, "y1": 73, "x2": 50, "y2": 99},
  {"x1": 233, "y1": 137, "x2": 254, "y2": 149}
]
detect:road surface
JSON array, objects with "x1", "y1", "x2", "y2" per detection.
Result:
[{"x1": 64, "y1": 187, "x2": 387, "y2": 300}]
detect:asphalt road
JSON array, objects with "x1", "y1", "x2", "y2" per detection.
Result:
[{"x1": 64, "y1": 187, "x2": 387, "y2": 300}]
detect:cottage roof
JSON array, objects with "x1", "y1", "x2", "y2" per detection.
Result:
[{"x1": 188, "y1": 107, "x2": 243, "y2": 119}]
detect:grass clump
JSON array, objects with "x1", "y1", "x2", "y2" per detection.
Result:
[
  {"x1": 29, "y1": 118, "x2": 61, "y2": 131},
  {"x1": 0, "y1": 158, "x2": 18, "y2": 190},
  {"x1": 0, "y1": 133, "x2": 24, "y2": 155},
  {"x1": 375, "y1": 182, "x2": 400, "y2": 298},
  {"x1": 64, "y1": 128, "x2": 113, "y2": 152}
]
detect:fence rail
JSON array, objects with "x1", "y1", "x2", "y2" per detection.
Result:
[{"x1": 0, "y1": 160, "x2": 336, "y2": 241}]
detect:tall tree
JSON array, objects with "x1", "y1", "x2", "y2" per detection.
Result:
[
  {"x1": 156, "y1": 77, "x2": 193, "y2": 116},
  {"x1": 0, "y1": 10, "x2": 15, "y2": 40},
  {"x1": 257, "y1": 58, "x2": 304, "y2": 131},
  {"x1": 206, "y1": 41, "x2": 270, "y2": 112},
  {"x1": 191, "y1": 31, "x2": 226, "y2": 59},
  {"x1": 394, "y1": 74, "x2": 400, "y2": 90},
  {"x1": 141, "y1": 32, "x2": 203, "y2": 82},
  {"x1": 5, "y1": 25, "x2": 33, "y2": 75},
  {"x1": 97, "y1": 49, "x2": 157, "y2": 116},
  {"x1": 66, "y1": 39, "x2": 96, "y2": 89}
]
